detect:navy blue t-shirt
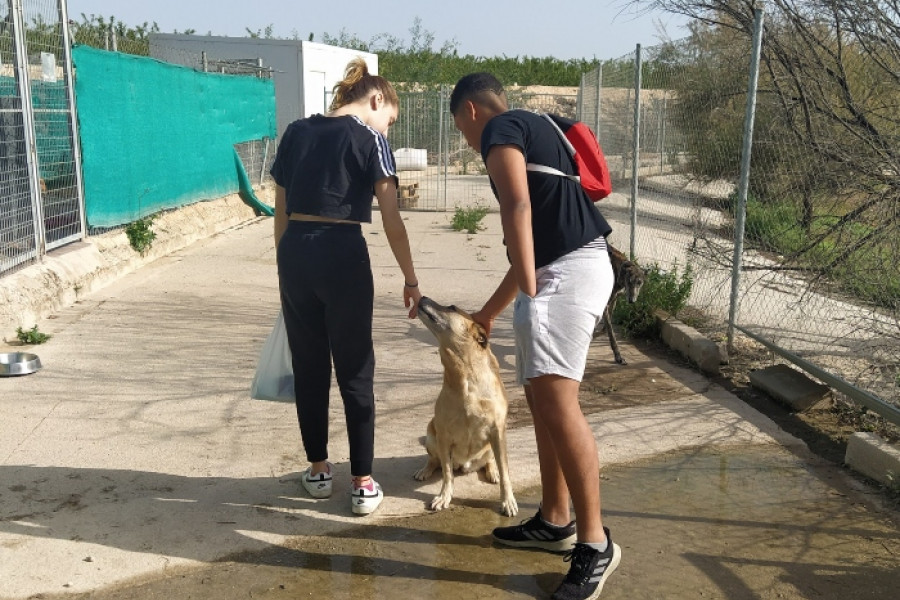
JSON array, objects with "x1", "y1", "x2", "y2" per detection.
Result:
[
  {"x1": 480, "y1": 109, "x2": 612, "y2": 268},
  {"x1": 270, "y1": 114, "x2": 397, "y2": 223}
]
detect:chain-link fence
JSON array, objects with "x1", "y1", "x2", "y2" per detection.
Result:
[
  {"x1": 387, "y1": 86, "x2": 577, "y2": 211},
  {"x1": 1, "y1": 0, "x2": 83, "y2": 275},
  {"x1": 9, "y1": 5, "x2": 894, "y2": 424},
  {"x1": 233, "y1": 138, "x2": 275, "y2": 188},
  {"x1": 579, "y1": 9, "x2": 900, "y2": 420}
]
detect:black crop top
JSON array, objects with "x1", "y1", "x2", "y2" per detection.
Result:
[
  {"x1": 480, "y1": 110, "x2": 612, "y2": 268},
  {"x1": 270, "y1": 114, "x2": 397, "y2": 223}
]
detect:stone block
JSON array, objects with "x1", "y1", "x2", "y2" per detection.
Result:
[
  {"x1": 748, "y1": 364, "x2": 831, "y2": 412},
  {"x1": 656, "y1": 311, "x2": 721, "y2": 375},
  {"x1": 845, "y1": 432, "x2": 900, "y2": 487}
]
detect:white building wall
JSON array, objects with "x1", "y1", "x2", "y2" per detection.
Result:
[{"x1": 149, "y1": 34, "x2": 377, "y2": 137}]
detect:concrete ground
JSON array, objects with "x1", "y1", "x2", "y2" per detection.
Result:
[{"x1": 1, "y1": 209, "x2": 898, "y2": 599}]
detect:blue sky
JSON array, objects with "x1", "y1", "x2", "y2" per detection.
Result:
[{"x1": 66, "y1": 0, "x2": 690, "y2": 61}]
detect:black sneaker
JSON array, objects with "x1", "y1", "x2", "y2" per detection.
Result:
[
  {"x1": 492, "y1": 508, "x2": 576, "y2": 553},
  {"x1": 551, "y1": 528, "x2": 621, "y2": 600}
]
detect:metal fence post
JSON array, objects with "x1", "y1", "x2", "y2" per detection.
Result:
[
  {"x1": 10, "y1": 0, "x2": 45, "y2": 257},
  {"x1": 630, "y1": 44, "x2": 642, "y2": 260},
  {"x1": 577, "y1": 73, "x2": 584, "y2": 122},
  {"x1": 594, "y1": 66, "x2": 602, "y2": 141},
  {"x1": 439, "y1": 84, "x2": 448, "y2": 210},
  {"x1": 727, "y1": 5, "x2": 766, "y2": 352},
  {"x1": 58, "y1": 0, "x2": 87, "y2": 238},
  {"x1": 260, "y1": 137, "x2": 270, "y2": 186}
]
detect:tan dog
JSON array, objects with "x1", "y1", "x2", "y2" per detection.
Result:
[{"x1": 414, "y1": 297, "x2": 518, "y2": 517}]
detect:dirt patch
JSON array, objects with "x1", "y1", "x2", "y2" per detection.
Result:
[
  {"x1": 628, "y1": 328, "x2": 900, "y2": 506},
  {"x1": 505, "y1": 337, "x2": 698, "y2": 430}
]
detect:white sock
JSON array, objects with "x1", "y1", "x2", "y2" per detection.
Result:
[
  {"x1": 584, "y1": 538, "x2": 609, "y2": 553},
  {"x1": 540, "y1": 515, "x2": 569, "y2": 529}
]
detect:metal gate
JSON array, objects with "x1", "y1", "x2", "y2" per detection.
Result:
[{"x1": 0, "y1": 0, "x2": 84, "y2": 276}]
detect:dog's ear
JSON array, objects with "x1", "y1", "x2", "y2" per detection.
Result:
[{"x1": 471, "y1": 322, "x2": 489, "y2": 348}]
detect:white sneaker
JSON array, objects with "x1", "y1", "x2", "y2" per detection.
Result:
[
  {"x1": 301, "y1": 463, "x2": 333, "y2": 499},
  {"x1": 350, "y1": 478, "x2": 383, "y2": 515}
]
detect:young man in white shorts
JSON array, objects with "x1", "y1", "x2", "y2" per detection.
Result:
[{"x1": 450, "y1": 72, "x2": 620, "y2": 600}]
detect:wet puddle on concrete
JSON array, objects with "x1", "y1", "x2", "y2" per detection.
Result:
[{"x1": 53, "y1": 445, "x2": 898, "y2": 600}]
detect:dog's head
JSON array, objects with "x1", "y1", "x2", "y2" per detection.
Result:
[
  {"x1": 417, "y1": 296, "x2": 489, "y2": 351},
  {"x1": 621, "y1": 261, "x2": 645, "y2": 303}
]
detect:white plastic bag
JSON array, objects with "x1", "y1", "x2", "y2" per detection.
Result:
[{"x1": 250, "y1": 310, "x2": 295, "y2": 402}]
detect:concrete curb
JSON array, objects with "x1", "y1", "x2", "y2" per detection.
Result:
[
  {"x1": 845, "y1": 432, "x2": 900, "y2": 488},
  {"x1": 0, "y1": 192, "x2": 268, "y2": 341},
  {"x1": 639, "y1": 174, "x2": 734, "y2": 201},
  {"x1": 649, "y1": 313, "x2": 898, "y2": 493},
  {"x1": 654, "y1": 309, "x2": 725, "y2": 375},
  {"x1": 748, "y1": 364, "x2": 832, "y2": 412}
]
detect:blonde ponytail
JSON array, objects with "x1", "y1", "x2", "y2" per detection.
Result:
[{"x1": 330, "y1": 57, "x2": 398, "y2": 111}]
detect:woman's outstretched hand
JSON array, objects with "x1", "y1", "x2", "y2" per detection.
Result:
[{"x1": 404, "y1": 284, "x2": 422, "y2": 319}]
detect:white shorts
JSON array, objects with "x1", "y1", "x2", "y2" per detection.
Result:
[{"x1": 513, "y1": 238, "x2": 614, "y2": 385}]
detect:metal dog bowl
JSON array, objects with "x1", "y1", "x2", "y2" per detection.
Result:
[{"x1": 0, "y1": 352, "x2": 42, "y2": 376}]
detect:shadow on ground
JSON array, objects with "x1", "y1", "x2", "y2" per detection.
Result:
[{"x1": 35, "y1": 446, "x2": 899, "y2": 600}]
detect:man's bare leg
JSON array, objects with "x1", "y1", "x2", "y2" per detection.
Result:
[{"x1": 528, "y1": 374, "x2": 605, "y2": 543}]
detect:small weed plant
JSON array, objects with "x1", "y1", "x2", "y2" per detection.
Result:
[
  {"x1": 451, "y1": 206, "x2": 489, "y2": 234},
  {"x1": 16, "y1": 325, "x2": 51, "y2": 345},
  {"x1": 125, "y1": 216, "x2": 156, "y2": 255},
  {"x1": 613, "y1": 262, "x2": 694, "y2": 337}
]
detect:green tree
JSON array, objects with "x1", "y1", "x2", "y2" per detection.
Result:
[
  {"x1": 632, "y1": 0, "x2": 900, "y2": 307},
  {"x1": 70, "y1": 14, "x2": 161, "y2": 56}
]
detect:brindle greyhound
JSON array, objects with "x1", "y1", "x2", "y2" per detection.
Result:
[{"x1": 596, "y1": 243, "x2": 645, "y2": 365}]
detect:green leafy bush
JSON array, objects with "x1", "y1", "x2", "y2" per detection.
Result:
[
  {"x1": 16, "y1": 325, "x2": 51, "y2": 345},
  {"x1": 451, "y1": 206, "x2": 489, "y2": 234},
  {"x1": 613, "y1": 262, "x2": 694, "y2": 337},
  {"x1": 125, "y1": 216, "x2": 156, "y2": 255}
]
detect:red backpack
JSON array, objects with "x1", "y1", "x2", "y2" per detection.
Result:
[{"x1": 526, "y1": 113, "x2": 612, "y2": 201}]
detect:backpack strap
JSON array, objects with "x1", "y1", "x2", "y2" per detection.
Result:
[
  {"x1": 525, "y1": 112, "x2": 579, "y2": 182},
  {"x1": 525, "y1": 163, "x2": 581, "y2": 182},
  {"x1": 539, "y1": 113, "x2": 576, "y2": 156}
]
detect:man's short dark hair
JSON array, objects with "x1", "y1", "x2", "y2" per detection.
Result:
[{"x1": 449, "y1": 72, "x2": 506, "y2": 115}]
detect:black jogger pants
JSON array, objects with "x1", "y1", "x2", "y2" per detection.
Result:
[{"x1": 276, "y1": 221, "x2": 375, "y2": 477}]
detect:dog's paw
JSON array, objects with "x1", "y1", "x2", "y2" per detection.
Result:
[
  {"x1": 500, "y1": 496, "x2": 519, "y2": 517},
  {"x1": 430, "y1": 495, "x2": 452, "y2": 511},
  {"x1": 484, "y1": 462, "x2": 500, "y2": 484},
  {"x1": 413, "y1": 467, "x2": 433, "y2": 481},
  {"x1": 614, "y1": 355, "x2": 628, "y2": 365}
]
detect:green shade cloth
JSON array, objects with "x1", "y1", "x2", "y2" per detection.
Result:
[{"x1": 73, "y1": 45, "x2": 276, "y2": 227}]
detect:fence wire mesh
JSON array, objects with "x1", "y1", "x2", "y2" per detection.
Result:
[
  {"x1": 1, "y1": 0, "x2": 83, "y2": 275},
  {"x1": 580, "y1": 26, "x2": 899, "y2": 413},
  {"x1": 0, "y1": 1, "x2": 37, "y2": 274},
  {"x1": 233, "y1": 138, "x2": 275, "y2": 188},
  {"x1": 387, "y1": 86, "x2": 577, "y2": 212},
  {"x1": 22, "y1": 0, "x2": 82, "y2": 249},
  {"x1": 7, "y1": 2, "x2": 895, "y2": 418}
]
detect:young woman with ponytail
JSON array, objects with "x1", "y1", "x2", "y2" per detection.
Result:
[{"x1": 270, "y1": 58, "x2": 422, "y2": 515}]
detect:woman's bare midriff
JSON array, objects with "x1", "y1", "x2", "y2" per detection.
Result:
[{"x1": 288, "y1": 213, "x2": 360, "y2": 225}]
